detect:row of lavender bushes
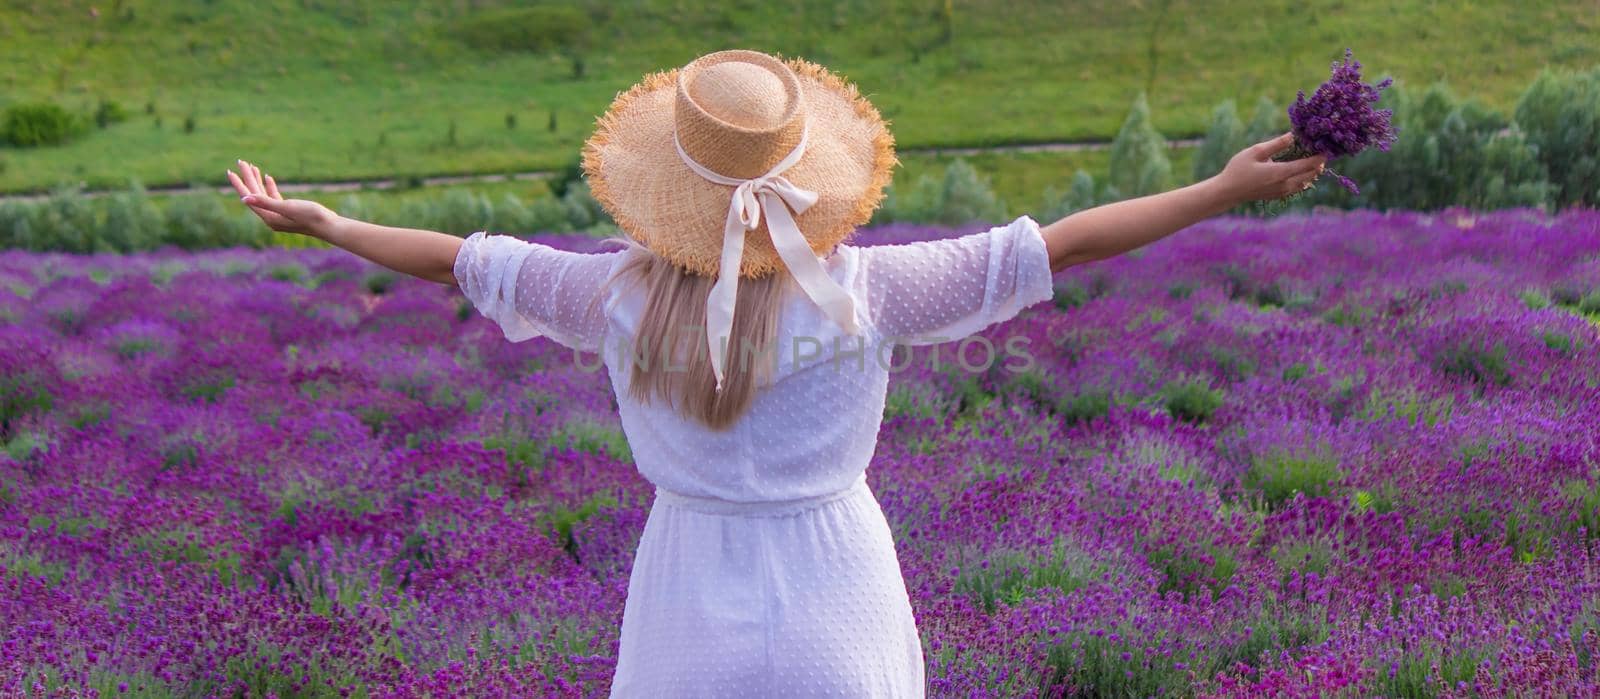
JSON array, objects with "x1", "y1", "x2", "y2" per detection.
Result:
[
  {"x1": 3, "y1": 208, "x2": 1599, "y2": 695},
  {"x1": 1, "y1": 65, "x2": 1595, "y2": 253}
]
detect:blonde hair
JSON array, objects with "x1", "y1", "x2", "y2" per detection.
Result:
[{"x1": 586, "y1": 236, "x2": 788, "y2": 431}]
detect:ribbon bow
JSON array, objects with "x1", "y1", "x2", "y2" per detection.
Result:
[{"x1": 673, "y1": 122, "x2": 861, "y2": 393}]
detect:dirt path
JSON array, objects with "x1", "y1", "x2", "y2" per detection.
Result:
[{"x1": 0, "y1": 137, "x2": 1206, "y2": 204}]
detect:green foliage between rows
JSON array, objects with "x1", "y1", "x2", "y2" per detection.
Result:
[{"x1": 0, "y1": 180, "x2": 614, "y2": 254}]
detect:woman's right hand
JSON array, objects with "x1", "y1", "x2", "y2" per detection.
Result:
[
  {"x1": 227, "y1": 159, "x2": 339, "y2": 238},
  {"x1": 1214, "y1": 132, "x2": 1328, "y2": 204}
]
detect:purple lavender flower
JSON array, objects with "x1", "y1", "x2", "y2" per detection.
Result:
[
  {"x1": 1281, "y1": 48, "x2": 1399, "y2": 195},
  {"x1": 6, "y1": 210, "x2": 1600, "y2": 696}
]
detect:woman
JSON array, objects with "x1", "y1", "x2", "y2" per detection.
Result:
[{"x1": 230, "y1": 49, "x2": 1324, "y2": 698}]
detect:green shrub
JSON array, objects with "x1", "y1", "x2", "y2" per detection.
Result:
[
  {"x1": 0, "y1": 180, "x2": 613, "y2": 253},
  {"x1": 561, "y1": 180, "x2": 608, "y2": 230},
  {"x1": 935, "y1": 159, "x2": 1008, "y2": 224},
  {"x1": 1, "y1": 377, "x2": 53, "y2": 437},
  {"x1": 1519, "y1": 288, "x2": 1552, "y2": 309},
  {"x1": 93, "y1": 98, "x2": 130, "y2": 129},
  {"x1": 1433, "y1": 339, "x2": 1513, "y2": 387},
  {"x1": 1161, "y1": 376, "x2": 1224, "y2": 424},
  {"x1": 1551, "y1": 283, "x2": 1587, "y2": 307},
  {"x1": 1243, "y1": 94, "x2": 1290, "y2": 145},
  {"x1": 2, "y1": 102, "x2": 89, "y2": 147},
  {"x1": 1291, "y1": 82, "x2": 1553, "y2": 212},
  {"x1": 1052, "y1": 280, "x2": 1089, "y2": 310},
  {"x1": 870, "y1": 179, "x2": 932, "y2": 224},
  {"x1": 1579, "y1": 290, "x2": 1600, "y2": 315},
  {"x1": 873, "y1": 158, "x2": 1006, "y2": 225},
  {"x1": 1055, "y1": 390, "x2": 1111, "y2": 426},
  {"x1": 335, "y1": 194, "x2": 371, "y2": 224},
  {"x1": 427, "y1": 188, "x2": 494, "y2": 235},
  {"x1": 1103, "y1": 91, "x2": 1171, "y2": 202},
  {"x1": 1038, "y1": 170, "x2": 1096, "y2": 222},
  {"x1": 546, "y1": 158, "x2": 585, "y2": 198},
  {"x1": 31, "y1": 186, "x2": 100, "y2": 253},
  {"x1": 953, "y1": 544, "x2": 1108, "y2": 614},
  {"x1": 1193, "y1": 99, "x2": 1247, "y2": 182},
  {"x1": 1244, "y1": 449, "x2": 1343, "y2": 509},
  {"x1": 491, "y1": 192, "x2": 532, "y2": 232},
  {"x1": 443, "y1": 6, "x2": 591, "y2": 53},
  {"x1": 0, "y1": 201, "x2": 39, "y2": 250},
  {"x1": 541, "y1": 492, "x2": 618, "y2": 559},
  {"x1": 100, "y1": 184, "x2": 166, "y2": 252},
  {"x1": 548, "y1": 419, "x2": 632, "y2": 463},
  {"x1": 1515, "y1": 65, "x2": 1600, "y2": 209},
  {"x1": 165, "y1": 193, "x2": 262, "y2": 250},
  {"x1": 1543, "y1": 331, "x2": 1574, "y2": 354},
  {"x1": 1147, "y1": 540, "x2": 1238, "y2": 601},
  {"x1": 527, "y1": 192, "x2": 576, "y2": 233},
  {"x1": 5, "y1": 431, "x2": 45, "y2": 462},
  {"x1": 180, "y1": 373, "x2": 235, "y2": 404},
  {"x1": 364, "y1": 272, "x2": 395, "y2": 295}
]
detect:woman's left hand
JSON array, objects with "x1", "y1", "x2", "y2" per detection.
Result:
[
  {"x1": 1213, "y1": 132, "x2": 1328, "y2": 204},
  {"x1": 227, "y1": 159, "x2": 339, "y2": 237}
]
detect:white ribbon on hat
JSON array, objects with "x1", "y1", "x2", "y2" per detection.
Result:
[{"x1": 672, "y1": 121, "x2": 861, "y2": 393}]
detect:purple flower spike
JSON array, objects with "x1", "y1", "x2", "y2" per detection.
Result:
[{"x1": 1282, "y1": 48, "x2": 1398, "y2": 195}]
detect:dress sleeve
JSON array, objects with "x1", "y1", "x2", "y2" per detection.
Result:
[
  {"x1": 452, "y1": 231, "x2": 626, "y2": 353},
  {"x1": 855, "y1": 215, "x2": 1056, "y2": 346}
]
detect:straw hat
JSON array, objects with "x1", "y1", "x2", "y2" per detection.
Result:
[
  {"x1": 583, "y1": 49, "x2": 897, "y2": 279},
  {"x1": 580, "y1": 49, "x2": 898, "y2": 392}
]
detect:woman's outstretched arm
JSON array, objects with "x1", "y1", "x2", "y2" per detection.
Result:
[
  {"x1": 227, "y1": 160, "x2": 463, "y2": 286},
  {"x1": 1040, "y1": 132, "x2": 1327, "y2": 274}
]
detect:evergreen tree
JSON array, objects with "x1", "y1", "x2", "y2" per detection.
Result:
[
  {"x1": 1104, "y1": 92, "x2": 1171, "y2": 202},
  {"x1": 1193, "y1": 99, "x2": 1245, "y2": 182},
  {"x1": 1039, "y1": 170, "x2": 1098, "y2": 221},
  {"x1": 1243, "y1": 94, "x2": 1288, "y2": 145},
  {"x1": 1515, "y1": 66, "x2": 1600, "y2": 209}
]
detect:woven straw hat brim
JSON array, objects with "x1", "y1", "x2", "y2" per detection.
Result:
[{"x1": 581, "y1": 55, "x2": 898, "y2": 280}]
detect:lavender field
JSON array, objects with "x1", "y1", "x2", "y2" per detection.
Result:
[{"x1": 3, "y1": 208, "x2": 1599, "y2": 697}]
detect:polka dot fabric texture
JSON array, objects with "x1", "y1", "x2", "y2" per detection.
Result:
[
  {"x1": 453, "y1": 231, "x2": 627, "y2": 352},
  {"x1": 452, "y1": 215, "x2": 1056, "y2": 697}
]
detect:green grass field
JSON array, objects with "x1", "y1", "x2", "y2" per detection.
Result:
[{"x1": 0, "y1": 0, "x2": 1593, "y2": 196}]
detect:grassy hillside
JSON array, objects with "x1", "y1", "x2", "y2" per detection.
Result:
[{"x1": 0, "y1": 0, "x2": 1593, "y2": 195}]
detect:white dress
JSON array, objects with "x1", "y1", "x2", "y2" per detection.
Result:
[{"x1": 453, "y1": 215, "x2": 1056, "y2": 698}]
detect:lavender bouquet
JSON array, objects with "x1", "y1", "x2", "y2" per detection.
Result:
[{"x1": 1271, "y1": 47, "x2": 1398, "y2": 197}]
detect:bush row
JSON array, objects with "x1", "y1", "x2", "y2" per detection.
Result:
[
  {"x1": 0, "y1": 180, "x2": 614, "y2": 254},
  {"x1": 876, "y1": 64, "x2": 1598, "y2": 225},
  {"x1": 1188, "y1": 65, "x2": 1599, "y2": 213},
  {"x1": 0, "y1": 99, "x2": 129, "y2": 148}
]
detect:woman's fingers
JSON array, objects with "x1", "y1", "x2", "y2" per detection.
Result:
[
  {"x1": 226, "y1": 169, "x2": 250, "y2": 197},
  {"x1": 240, "y1": 159, "x2": 264, "y2": 195},
  {"x1": 1285, "y1": 171, "x2": 1318, "y2": 195},
  {"x1": 1271, "y1": 154, "x2": 1326, "y2": 179},
  {"x1": 229, "y1": 163, "x2": 308, "y2": 233},
  {"x1": 235, "y1": 160, "x2": 257, "y2": 195},
  {"x1": 1252, "y1": 131, "x2": 1295, "y2": 159},
  {"x1": 248, "y1": 162, "x2": 267, "y2": 195}
]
